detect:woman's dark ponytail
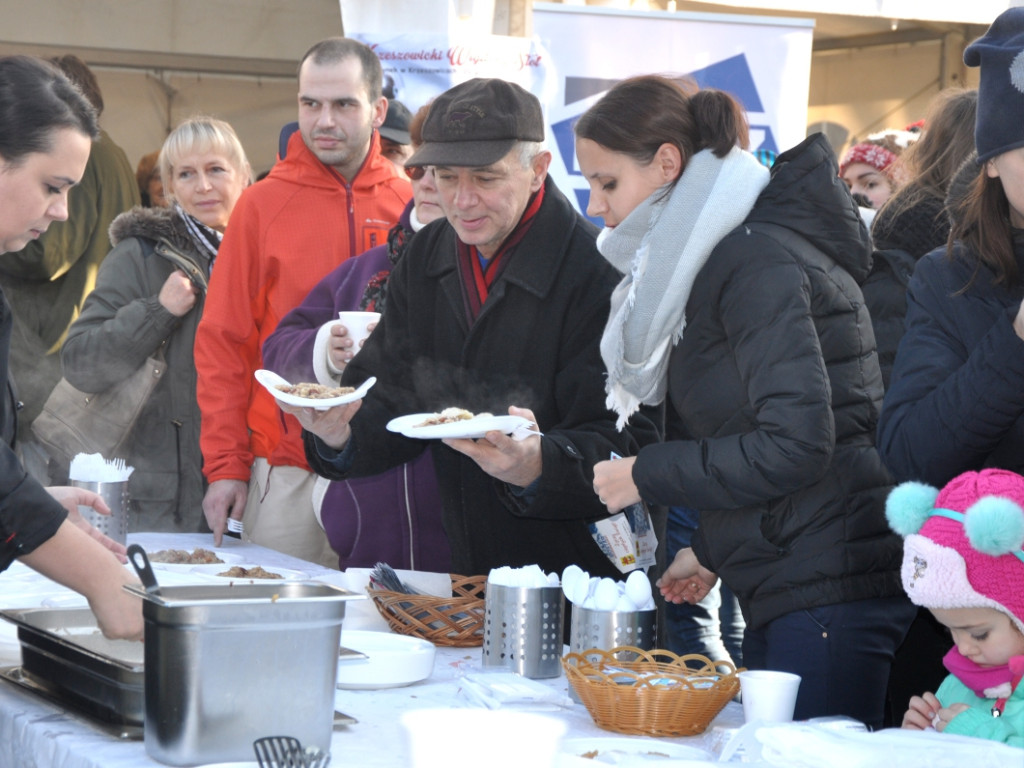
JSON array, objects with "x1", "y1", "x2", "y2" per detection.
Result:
[
  {"x1": 690, "y1": 89, "x2": 749, "y2": 158},
  {"x1": 576, "y1": 76, "x2": 749, "y2": 171}
]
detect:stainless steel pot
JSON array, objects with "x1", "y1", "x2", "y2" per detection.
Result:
[{"x1": 126, "y1": 580, "x2": 360, "y2": 766}]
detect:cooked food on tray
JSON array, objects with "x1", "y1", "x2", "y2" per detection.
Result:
[
  {"x1": 415, "y1": 407, "x2": 492, "y2": 427},
  {"x1": 275, "y1": 382, "x2": 356, "y2": 399},
  {"x1": 149, "y1": 547, "x2": 224, "y2": 564},
  {"x1": 217, "y1": 565, "x2": 283, "y2": 579}
]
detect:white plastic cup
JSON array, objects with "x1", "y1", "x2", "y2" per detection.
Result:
[
  {"x1": 337, "y1": 311, "x2": 381, "y2": 354},
  {"x1": 738, "y1": 670, "x2": 801, "y2": 723},
  {"x1": 401, "y1": 708, "x2": 565, "y2": 768}
]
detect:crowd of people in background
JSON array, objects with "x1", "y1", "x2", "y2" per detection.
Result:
[{"x1": 1, "y1": 5, "x2": 1023, "y2": 747}]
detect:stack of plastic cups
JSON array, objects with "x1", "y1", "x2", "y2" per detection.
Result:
[{"x1": 482, "y1": 582, "x2": 564, "y2": 679}]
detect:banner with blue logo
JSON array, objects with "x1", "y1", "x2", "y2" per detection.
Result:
[{"x1": 534, "y1": 3, "x2": 813, "y2": 221}]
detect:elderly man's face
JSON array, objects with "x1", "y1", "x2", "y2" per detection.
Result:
[{"x1": 434, "y1": 148, "x2": 550, "y2": 260}]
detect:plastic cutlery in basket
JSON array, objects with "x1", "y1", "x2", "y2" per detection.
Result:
[
  {"x1": 368, "y1": 562, "x2": 423, "y2": 594},
  {"x1": 369, "y1": 562, "x2": 475, "y2": 628}
]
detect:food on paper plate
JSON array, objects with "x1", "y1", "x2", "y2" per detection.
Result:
[
  {"x1": 217, "y1": 566, "x2": 283, "y2": 580},
  {"x1": 149, "y1": 547, "x2": 224, "y2": 564},
  {"x1": 415, "y1": 407, "x2": 492, "y2": 427},
  {"x1": 275, "y1": 382, "x2": 356, "y2": 399}
]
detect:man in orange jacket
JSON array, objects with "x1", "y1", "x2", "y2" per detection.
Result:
[{"x1": 194, "y1": 38, "x2": 411, "y2": 564}]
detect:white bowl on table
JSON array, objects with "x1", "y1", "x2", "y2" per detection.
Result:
[{"x1": 336, "y1": 629, "x2": 436, "y2": 689}]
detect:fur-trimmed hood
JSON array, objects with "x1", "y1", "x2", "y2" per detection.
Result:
[{"x1": 108, "y1": 205, "x2": 194, "y2": 253}]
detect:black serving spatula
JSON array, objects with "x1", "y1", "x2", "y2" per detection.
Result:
[{"x1": 126, "y1": 543, "x2": 161, "y2": 595}]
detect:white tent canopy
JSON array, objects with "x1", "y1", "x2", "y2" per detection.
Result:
[
  {"x1": 0, "y1": 0, "x2": 1013, "y2": 175},
  {"x1": 683, "y1": 0, "x2": 1020, "y2": 25}
]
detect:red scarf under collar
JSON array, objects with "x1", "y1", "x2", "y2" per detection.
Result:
[{"x1": 456, "y1": 184, "x2": 545, "y2": 325}]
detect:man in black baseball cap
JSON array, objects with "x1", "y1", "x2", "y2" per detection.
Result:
[
  {"x1": 285, "y1": 77, "x2": 662, "y2": 588},
  {"x1": 378, "y1": 98, "x2": 413, "y2": 171}
]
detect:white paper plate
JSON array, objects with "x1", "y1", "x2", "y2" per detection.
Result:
[
  {"x1": 559, "y1": 738, "x2": 714, "y2": 764},
  {"x1": 336, "y1": 629, "x2": 435, "y2": 689},
  {"x1": 255, "y1": 369, "x2": 376, "y2": 410},
  {"x1": 189, "y1": 564, "x2": 309, "y2": 581},
  {"x1": 386, "y1": 413, "x2": 534, "y2": 440},
  {"x1": 148, "y1": 550, "x2": 244, "y2": 572}
]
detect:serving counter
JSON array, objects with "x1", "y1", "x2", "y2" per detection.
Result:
[{"x1": 0, "y1": 532, "x2": 743, "y2": 767}]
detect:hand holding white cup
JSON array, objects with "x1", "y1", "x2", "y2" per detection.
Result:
[
  {"x1": 738, "y1": 670, "x2": 801, "y2": 724},
  {"x1": 337, "y1": 311, "x2": 381, "y2": 355}
]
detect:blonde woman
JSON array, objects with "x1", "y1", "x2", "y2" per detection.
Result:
[{"x1": 62, "y1": 116, "x2": 252, "y2": 533}]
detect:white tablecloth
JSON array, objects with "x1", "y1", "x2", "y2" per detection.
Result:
[{"x1": 0, "y1": 532, "x2": 744, "y2": 767}]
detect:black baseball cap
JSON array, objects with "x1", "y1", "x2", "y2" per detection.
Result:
[
  {"x1": 379, "y1": 99, "x2": 412, "y2": 145},
  {"x1": 405, "y1": 78, "x2": 544, "y2": 167}
]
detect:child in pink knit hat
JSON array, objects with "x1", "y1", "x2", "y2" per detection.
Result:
[{"x1": 886, "y1": 468, "x2": 1024, "y2": 745}]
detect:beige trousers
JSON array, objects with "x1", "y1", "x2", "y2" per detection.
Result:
[{"x1": 242, "y1": 458, "x2": 338, "y2": 569}]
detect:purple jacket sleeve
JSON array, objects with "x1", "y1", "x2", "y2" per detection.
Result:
[{"x1": 262, "y1": 245, "x2": 391, "y2": 383}]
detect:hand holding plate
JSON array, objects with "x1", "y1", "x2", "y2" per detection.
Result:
[
  {"x1": 279, "y1": 398, "x2": 362, "y2": 450},
  {"x1": 442, "y1": 406, "x2": 542, "y2": 487}
]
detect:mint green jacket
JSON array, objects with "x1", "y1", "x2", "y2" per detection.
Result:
[{"x1": 939, "y1": 671, "x2": 1024, "y2": 746}]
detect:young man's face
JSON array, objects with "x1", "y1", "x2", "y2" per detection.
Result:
[
  {"x1": 297, "y1": 56, "x2": 386, "y2": 181},
  {"x1": 930, "y1": 606, "x2": 1024, "y2": 668}
]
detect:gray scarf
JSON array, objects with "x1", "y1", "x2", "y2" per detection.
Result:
[{"x1": 597, "y1": 146, "x2": 770, "y2": 429}]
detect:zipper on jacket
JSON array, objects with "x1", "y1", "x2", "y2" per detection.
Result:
[
  {"x1": 346, "y1": 180, "x2": 357, "y2": 257},
  {"x1": 402, "y1": 463, "x2": 414, "y2": 570},
  {"x1": 171, "y1": 418, "x2": 183, "y2": 525}
]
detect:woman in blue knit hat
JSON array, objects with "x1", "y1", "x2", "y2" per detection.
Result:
[{"x1": 878, "y1": 7, "x2": 1024, "y2": 488}]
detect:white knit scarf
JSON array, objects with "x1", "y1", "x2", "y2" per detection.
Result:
[{"x1": 597, "y1": 146, "x2": 770, "y2": 429}]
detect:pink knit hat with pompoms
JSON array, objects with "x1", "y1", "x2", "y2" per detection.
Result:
[{"x1": 886, "y1": 469, "x2": 1024, "y2": 634}]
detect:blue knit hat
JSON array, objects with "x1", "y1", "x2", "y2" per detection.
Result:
[{"x1": 964, "y1": 7, "x2": 1024, "y2": 163}]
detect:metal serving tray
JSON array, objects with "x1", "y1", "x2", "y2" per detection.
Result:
[{"x1": 0, "y1": 607, "x2": 144, "y2": 727}]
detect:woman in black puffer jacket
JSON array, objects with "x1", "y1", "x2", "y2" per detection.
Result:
[{"x1": 579, "y1": 76, "x2": 913, "y2": 730}]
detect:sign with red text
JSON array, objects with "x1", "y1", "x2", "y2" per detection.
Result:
[
  {"x1": 351, "y1": 32, "x2": 554, "y2": 120},
  {"x1": 355, "y1": 5, "x2": 811, "y2": 221}
]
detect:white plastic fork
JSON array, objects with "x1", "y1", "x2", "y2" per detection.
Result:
[{"x1": 510, "y1": 423, "x2": 543, "y2": 441}]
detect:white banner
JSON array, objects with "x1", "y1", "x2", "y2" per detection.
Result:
[
  {"x1": 533, "y1": 3, "x2": 814, "y2": 219},
  {"x1": 350, "y1": 32, "x2": 555, "y2": 122},
  {"x1": 355, "y1": 6, "x2": 812, "y2": 221}
]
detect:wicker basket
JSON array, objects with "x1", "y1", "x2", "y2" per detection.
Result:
[
  {"x1": 563, "y1": 647, "x2": 741, "y2": 737},
  {"x1": 367, "y1": 574, "x2": 486, "y2": 647}
]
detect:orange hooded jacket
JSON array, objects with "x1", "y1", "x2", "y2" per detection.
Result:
[{"x1": 195, "y1": 130, "x2": 410, "y2": 483}]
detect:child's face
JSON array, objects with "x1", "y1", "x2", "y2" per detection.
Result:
[{"x1": 930, "y1": 606, "x2": 1024, "y2": 667}]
